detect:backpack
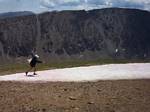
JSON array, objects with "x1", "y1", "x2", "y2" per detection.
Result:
[{"x1": 27, "y1": 58, "x2": 32, "y2": 63}]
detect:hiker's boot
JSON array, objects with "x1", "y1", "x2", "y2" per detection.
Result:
[
  {"x1": 33, "y1": 73, "x2": 37, "y2": 75},
  {"x1": 25, "y1": 72, "x2": 28, "y2": 76}
]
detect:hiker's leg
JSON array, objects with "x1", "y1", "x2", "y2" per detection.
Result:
[
  {"x1": 28, "y1": 67, "x2": 33, "y2": 72},
  {"x1": 33, "y1": 67, "x2": 37, "y2": 75},
  {"x1": 26, "y1": 67, "x2": 32, "y2": 75}
]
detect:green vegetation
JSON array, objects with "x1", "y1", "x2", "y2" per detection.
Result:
[{"x1": 0, "y1": 59, "x2": 149, "y2": 75}]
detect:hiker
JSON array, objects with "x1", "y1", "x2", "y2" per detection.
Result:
[{"x1": 25, "y1": 54, "x2": 42, "y2": 76}]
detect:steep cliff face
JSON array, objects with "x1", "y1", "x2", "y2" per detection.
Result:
[
  {"x1": 0, "y1": 15, "x2": 37, "y2": 59},
  {"x1": 38, "y1": 8, "x2": 150, "y2": 60},
  {"x1": 0, "y1": 8, "x2": 150, "y2": 63}
]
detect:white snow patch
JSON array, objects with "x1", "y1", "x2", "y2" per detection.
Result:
[{"x1": 0, "y1": 63, "x2": 150, "y2": 82}]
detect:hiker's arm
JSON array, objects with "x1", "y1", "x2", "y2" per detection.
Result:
[{"x1": 37, "y1": 60, "x2": 42, "y2": 63}]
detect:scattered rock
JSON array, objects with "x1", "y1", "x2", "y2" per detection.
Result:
[
  {"x1": 87, "y1": 101, "x2": 94, "y2": 104},
  {"x1": 69, "y1": 96, "x2": 77, "y2": 100},
  {"x1": 42, "y1": 108, "x2": 46, "y2": 112},
  {"x1": 58, "y1": 95, "x2": 61, "y2": 98},
  {"x1": 97, "y1": 89, "x2": 102, "y2": 92},
  {"x1": 63, "y1": 88, "x2": 67, "y2": 91},
  {"x1": 74, "y1": 107, "x2": 80, "y2": 110}
]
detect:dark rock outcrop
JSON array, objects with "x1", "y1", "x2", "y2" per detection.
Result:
[
  {"x1": 0, "y1": 8, "x2": 150, "y2": 63},
  {"x1": 0, "y1": 15, "x2": 37, "y2": 59}
]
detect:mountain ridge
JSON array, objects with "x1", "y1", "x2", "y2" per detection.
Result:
[
  {"x1": 0, "y1": 8, "x2": 150, "y2": 64},
  {"x1": 0, "y1": 11, "x2": 34, "y2": 19}
]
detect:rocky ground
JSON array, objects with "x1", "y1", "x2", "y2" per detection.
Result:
[{"x1": 0, "y1": 80, "x2": 150, "y2": 112}]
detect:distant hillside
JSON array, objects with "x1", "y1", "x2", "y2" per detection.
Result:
[
  {"x1": 0, "y1": 8, "x2": 150, "y2": 63},
  {"x1": 0, "y1": 11, "x2": 34, "y2": 19}
]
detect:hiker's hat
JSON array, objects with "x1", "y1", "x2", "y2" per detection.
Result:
[{"x1": 35, "y1": 54, "x2": 39, "y2": 58}]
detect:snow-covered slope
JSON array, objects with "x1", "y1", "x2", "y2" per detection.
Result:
[{"x1": 0, "y1": 63, "x2": 150, "y2": 82}]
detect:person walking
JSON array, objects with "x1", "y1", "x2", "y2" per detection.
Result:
[{"x1": 25, "y1": 54, "x2": 42, "y2": 76}]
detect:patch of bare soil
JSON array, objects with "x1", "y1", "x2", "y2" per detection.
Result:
[{"x1": 0, "y1": 80, "x2": 150, "y2": 112}]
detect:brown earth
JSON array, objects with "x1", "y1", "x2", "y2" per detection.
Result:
[{"x1": 0, "y1": 80, "x2": 150, "y2": 112}]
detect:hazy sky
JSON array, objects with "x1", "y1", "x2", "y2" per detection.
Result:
[{"x1": 0, "y1": 0, "x2": 150, "y2": 13}]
